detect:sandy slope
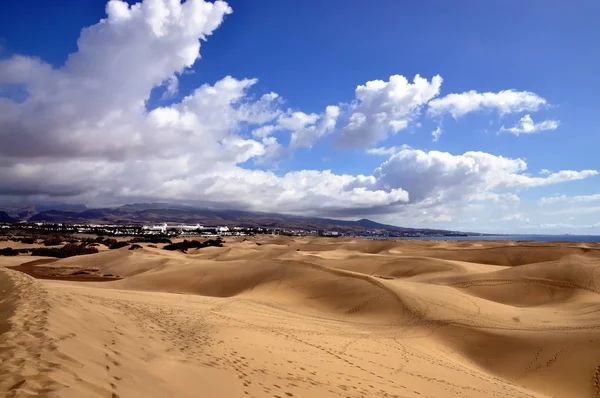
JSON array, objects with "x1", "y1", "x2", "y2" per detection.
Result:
[{"x1": 2, "y1": 237, "x2": 600, "y2": 397}]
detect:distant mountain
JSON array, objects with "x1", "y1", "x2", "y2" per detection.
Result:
[
  {"x1": 116, "y1": 202, "x2": 194, "y2": 211},
  {"x1": 0, "y1": 211, "x2": 17, "y2": 223},
  {"x1": 29, "y1": 210, "x2": 98, "y2": 223},
  {"x1": 354, "y1": 218, "x2": 402, "y2": 230},
  {"x1": 23, "y1": 203, "x2": 471, "y2": 236},
  {"x1": 0, "y1": 203, "x2": 87, "y2": 220},
  {"x1": 0, "y1": 205, "x2": 37, "y2": 220},
  {"x1": 35, "y1": 203, "x2": 88, "y2": 213}
]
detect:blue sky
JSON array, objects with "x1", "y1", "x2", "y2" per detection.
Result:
[{"x1": 0, "y1": 0, "x2": 599, "y2": 233}]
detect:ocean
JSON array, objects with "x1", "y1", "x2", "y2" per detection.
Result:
[{"x1": 400, "y1": 235, "x2": 600, "y2": 243}]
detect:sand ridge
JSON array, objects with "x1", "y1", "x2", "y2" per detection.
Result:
[{"x1": 2, "y1": 236, "x2": 600, "y2": 397}]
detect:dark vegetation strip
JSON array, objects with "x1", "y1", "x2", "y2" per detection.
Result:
[
  {"x1": 0, "y1": 271, "x2": 15, "y2": 337},
  {"x1": 7, "y1": 264, "x2": 120, "y2": 282}
]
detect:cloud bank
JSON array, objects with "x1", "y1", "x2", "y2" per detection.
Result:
[{"x1": 0, "y1": 0, "x2": 595, "y2": 227}]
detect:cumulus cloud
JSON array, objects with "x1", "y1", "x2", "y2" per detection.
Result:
[
  {"x1": 371, "y1": 149, "x2": 596, "y2": 204},
  {"x1": 0, "y1": 0, "x2": 236, "y2": 159},
  {"x1": 499, "y1": 114, "x2": 559, "y2": 135},
  {"x1": 250, "y1": 106, "x2": 340, "y2": 149},
  {"x1": 0, "y1": 0, "x2": 402, "y2": 215},
  {"x1": 0, "y1": 157, "x2": 412, "y2": 215},
  {"x1": 277, "y1": 111, "x2": 319, "y2": 131},
  {"x1": 338, "y1": 74, "x2": 442, "y2": 147},
  {"x1": 148, "y1": 167, "x2": 410, "y2": 215},
  {"x1": 428, "y1": 89, "x2": 547, "y2": 118},
  {"x1": 0, "y1": 0, "x2": 595, "y2": 223},
  {"x1": 334, "y1": 77, "x2": 551, "y2": 146},
  {"x1": 288, "y1": 106, "x2": 340, "y2": 148},
  {"x1": 251, "y1": 125, "x2": 276, "y2": 139}
]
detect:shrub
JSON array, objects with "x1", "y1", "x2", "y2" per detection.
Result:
[
  {"x1": 43, "y1": 236, "x2": 63, "y2": 246},
  {"x1": 163, "y1": 238, "x2": 223, "y2": 253},
  {"x1": 109, "y1": 241, "x2": 130, "y2": 250},
  {"x1": 102, "y1": 238, "x2": 118, "y2": 247},
  {"x1": 130, "y1": 236, "x2": 172, "y2": 244},
  {"x1": 0, "y1": 247, "x2": 19, "y2": 256},
  {"x1": 20, "y1": 237, "x2": 36, "y2": 244},
  {"x1": 129, "y1": 244, "x2": 143, "y2": 250},
  {"x1": 31, "y1": 243, "x2": 99, "y2": 258}
]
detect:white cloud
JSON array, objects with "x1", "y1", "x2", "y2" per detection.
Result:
[
  {"x1": 501, "y1": 213, "x2": 530, "y2": 223},
  {"x1": 0, "y1": 0, "x2": 404, "y2": 216},
  {"x1": 169, "y1": 168, "x2": 410, "y2": 215},
  {"x1": 538, "y1": 222, "x2": 600, "y2": 230},
  {"x1": 0, "y1": 0, "x2": 596, "y2": 224},
  {"x1": 469, "y1": 192, "x2": 520, "y2": 202},
  {"x1": 544, "y1": 205, "x2": 600, "y2": 216},
  {"x1": 251, "y1": 125, "x2": 276, "y2": 139},
  {"x1": 428, "y1": 89, "x2": 547, "y2": 118},
  {"x1": 277, "y1": 111, "x2": 319, "y2": 130},
  {"x1": 431, "y1": 126, "x2": 442, "y2": 142},
  {"x1": 500, "y1": 114, "x2": 559, "y2": 136},
  {"x1": 339, "y1": 74, "x2": 442, "y2": 147},
  {"x1": 162, "y1": 75, "x2": 179, "y2": 98},
  {"x1": 539, "y1": 223, "x2": 576, "y2": 229},
  {"x1": 540, "y1": 193, "x2": 600, "y2": 205},
  {"x1": 365, "y1": 145, "x2": 411, "y2": 156},
  {"x1": 288, "y1": 106, "x2": 340, "y2": 148},
  {"x1": 431, "y1": 214, "x2": 452, "y2": 223},
  {"x1": 249, "y1": 106, "x2": 340, "y2": 148},
  {"x1": 372, "y1": 149, "x2": 597, "y2": 204},
  {"x1": 539, "y1": 169, "x2": 552, "y2": 175},
  {"x1": 0, "y1": 0, "x2": 236, "y2": 159}
]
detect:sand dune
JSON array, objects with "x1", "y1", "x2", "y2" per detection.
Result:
[{"x1": 2, "y1": 237, "x2": 600, "y2": 397}]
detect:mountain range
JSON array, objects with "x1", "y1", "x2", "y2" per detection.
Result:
[{"x1": 0, "y1": 202, "x2": 473, "y2": 236}]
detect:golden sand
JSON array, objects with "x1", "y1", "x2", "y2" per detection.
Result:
[{"x1": 2, "y1": 236, "x2": 600, "y2": 397}]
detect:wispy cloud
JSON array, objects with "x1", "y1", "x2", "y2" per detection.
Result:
[
  {"x1": 366, "y1": 145, "x2": 411, "y2": 156},
  {"x1": 540, "y1": 194, "x2": 600, "y2": 205},
  {"x1": 428, "y1": 90, "x2": 547, "y2": 118},
  {"x1": 431, "y1": 126, "x2": 442, "y2": 142},
  {"x1": 500, "y1": 114, "x2": 559, "y2": 136}
]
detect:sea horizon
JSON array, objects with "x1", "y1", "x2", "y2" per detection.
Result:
[{"x1": 397, "y1": 234, "x2": 600, "y2": 243}]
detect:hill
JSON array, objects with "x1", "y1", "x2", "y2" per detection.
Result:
[
  {"x1": 22, "y1": 203, "x2": 470, "y2": 236},
  {"x1": 0, "y1": 203, "x2": 87, "y2": 220},
  {"x1": 0, "y1": 211, "x2": 17, "y2": 223}
]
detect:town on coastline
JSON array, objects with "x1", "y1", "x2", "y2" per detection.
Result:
[{"x1": 0, "y1": 221, "x2": 470, "y2": 239}]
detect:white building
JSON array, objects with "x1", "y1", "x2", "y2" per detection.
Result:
[
  {"x1": 142, "y1": 223, "x2": 167, "y2": 234},
  {"x1": 169, "y1": 224, "x2": 203, "y2": 231}
]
